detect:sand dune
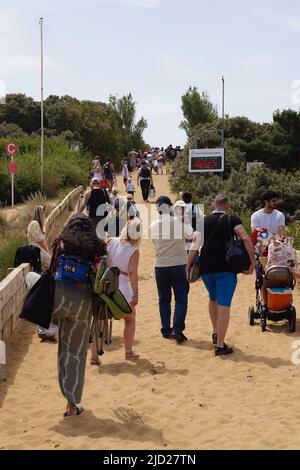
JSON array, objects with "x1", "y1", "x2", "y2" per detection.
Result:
[{"x1": 1, "y1": 173, "x2": 300, "y2": 450}]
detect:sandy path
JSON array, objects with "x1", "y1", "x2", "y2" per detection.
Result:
[{"x1": 1, "y1": 173, "x2": 300, "y2": 450}]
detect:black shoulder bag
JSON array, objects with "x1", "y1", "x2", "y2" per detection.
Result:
[
  {"x1": 225, "y1": 216, "x2": 251, "y2": 274},
  {"x1": 19, "y1": 242, "x2": 59, "y2": 329}
]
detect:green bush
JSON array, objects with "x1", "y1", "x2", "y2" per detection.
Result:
[
  {"x1": 170, "y1": 143, "x2": 300, "y2": 219},
  {"x1": 0, "y1": 136, "x2": 88, "y2": 203}
]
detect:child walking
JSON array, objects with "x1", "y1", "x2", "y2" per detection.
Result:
[{"x1": 126, "y1": 177, "x2": 135, "y2": 196}]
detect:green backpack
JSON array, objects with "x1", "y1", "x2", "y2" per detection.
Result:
[{"x1": 94, "y1": 257, "x2": 132, "y2": 320}]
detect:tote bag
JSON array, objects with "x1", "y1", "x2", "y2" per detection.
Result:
[
  {"x1": 225, "y1": 217, "x2": 250, "y2": 274},
  {"x1": 19, "y1": 244, "x2": 58, "y2": 329}
]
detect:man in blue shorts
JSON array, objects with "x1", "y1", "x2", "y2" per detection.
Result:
[{"x1": 187, "y1": 195, "x2": 255, "y2": 356}]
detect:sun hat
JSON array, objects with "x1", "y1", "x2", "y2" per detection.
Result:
[{"x1": 173, "y1": 200, "x2": 186, "y2": 209}]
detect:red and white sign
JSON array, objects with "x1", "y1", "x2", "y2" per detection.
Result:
[
  {"x1": 6, "y1": 143, "x2": 17, "y2": 156},
  {"x1": 8, "y1": 162, "x2": 17, "y2": 174}
]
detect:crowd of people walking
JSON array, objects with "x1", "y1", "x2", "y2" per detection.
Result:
[{"x1": 23, "y1": 148, "x2": 294, "y2": 418}]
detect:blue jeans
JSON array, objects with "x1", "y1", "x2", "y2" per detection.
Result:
[{"x1": 155, "y1": 265, "x2": 189, "y2": 336}]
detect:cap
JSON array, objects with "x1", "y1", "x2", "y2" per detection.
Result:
[
  {"x1": 92, "y1": 177, "x2": 100, "y2": 182},
  {"x1": 156, "y1": 195, "x2": 172, "y2": 207}
]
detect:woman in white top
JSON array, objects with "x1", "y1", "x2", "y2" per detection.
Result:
[
  {"x1": 90, "y1": 157, "x2": 104, "y2": 182},
  {"x1": 27, "y1": 205, "x2": 51, "y2": 270},
  {"x1": 122, "y1": 159, "x2": 130, "y2": 189},
  {"x1": 90, "y1": 219, "x2": 141, "y2": 364}
]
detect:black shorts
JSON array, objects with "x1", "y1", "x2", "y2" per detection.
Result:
[{"x1": 123, "y1": 178, "x2": 128, "y2": 184}]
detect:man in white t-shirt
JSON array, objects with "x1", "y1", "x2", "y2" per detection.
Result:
[{"x1": 251, "y1": 191, "x2": 285, "y2": 238}]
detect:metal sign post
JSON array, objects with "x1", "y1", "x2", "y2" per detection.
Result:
[
  {"x1": 11, "y1": 154, "x2": 14, "y2": 207},
  {"x1": 221, "y1": 76, "x2": 225, "y2": 148},
  {"x1": 6, "y1": 143, "x2": 17, "y2": 207}
]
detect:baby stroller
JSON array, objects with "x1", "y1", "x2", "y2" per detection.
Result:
[{"x1": 248, "y1": 256, "x2": 296, "y2": 333}]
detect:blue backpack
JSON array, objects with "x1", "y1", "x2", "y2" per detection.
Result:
[{"x1": 55, "y1": 255, "x2": 93, "y2": 289}]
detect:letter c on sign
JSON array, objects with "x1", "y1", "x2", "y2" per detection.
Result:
[{"x1": 6, "y1": 143, "x2": 17, "y2": 156}]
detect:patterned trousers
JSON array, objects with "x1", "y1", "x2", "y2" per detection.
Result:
[{"x1": 52, "y1": 284, "x2": 93, "y2": 404}]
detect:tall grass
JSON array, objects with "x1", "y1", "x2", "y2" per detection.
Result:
[
  {"x1": 0, "y1": 231, "x2": 27, "y2": 281},
  {"x1": 0, "y1": 192, "x2": 55, "y2": 281},
  {"x1": 16, "y1": 192, "x2": 54, "y2": 230}
]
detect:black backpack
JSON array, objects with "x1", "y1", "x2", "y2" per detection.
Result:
[
  {"x1": 140, "y1": 166, "x2": 150, "y2": 178},
  {"x1": 103, "y1": 162, "x2": 111, "y2": 176},
  {"x1": 14, "y1": 245, "x2": 42, "y2": 273}
]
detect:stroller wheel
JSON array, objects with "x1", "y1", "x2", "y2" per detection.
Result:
[
  {"x1": 288, "y1": 307, "x2": 296, "y2": 334},
  {"x1": 261, "y1": 308, "x2": 267, "y2": 332},
  {"x1": 248, "y1": 306, "x2": 255, "y2": 326}
]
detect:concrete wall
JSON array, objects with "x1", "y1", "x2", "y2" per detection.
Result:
[
  {"x1": 297, "y1": 251, "x2": 300, "y2": 289},
  {"x1": 45, "y1": 186, "x2": 83, "y2": 247},
  {"x1": 0, "y1": 186, "x2": 83, "y2": 343}
]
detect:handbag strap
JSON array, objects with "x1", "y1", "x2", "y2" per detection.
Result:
[
  {"x1": 227, "y1": 214, "x2": 234, "y2": 243},
  {"x1": 227, "y1": 215, "x2": 240, "y2": 243},
  {"x1": 48, "y1": 239, "x2": 61, "y2": 276}
]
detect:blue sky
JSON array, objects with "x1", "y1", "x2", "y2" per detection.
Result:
[{"x1": 1, "y1": 0, "x2": 300, "y2": 147}]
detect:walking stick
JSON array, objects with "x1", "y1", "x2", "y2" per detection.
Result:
[{"x1": 98, "y1": 306, "x2": 105, "y2": 356}]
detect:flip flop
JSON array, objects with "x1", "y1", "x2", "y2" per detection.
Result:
[{"x1": 63, "y1": 405, "x2": 84, "y2": 418}]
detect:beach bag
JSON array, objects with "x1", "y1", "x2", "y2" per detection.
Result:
[
  {"x1": 94, "y1": 257, "x2": 132, "y2": 320},
  {"x1": 149, "y1": 184, "x2": 156, "y2": 199},
  {"x1": 188, "y1": 254, "x2": 201, "y2": 283},
  {"x1": 225, "y1": 217, "x2": 250, "y2": 274},
  {"x1": 20, "y1": 265, "x2": 56, "y2": 329},
  {"x1": 14, "y1": 245, "x2": 42, "y2": 273},
  {"x1": 19, "y1": 244, "x2": 59, "y2": 328},
  {"x1": 226, "y1": 239, "x2": 250, "y2": 274}
]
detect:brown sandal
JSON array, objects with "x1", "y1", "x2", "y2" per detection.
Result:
[{"x1": 125, "y1": 351, "x2": 140, "y2": 361}]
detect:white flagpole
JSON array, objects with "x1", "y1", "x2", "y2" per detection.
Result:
[{"x1": 40, "y1": 17, "x2": 44, "y2": 192}]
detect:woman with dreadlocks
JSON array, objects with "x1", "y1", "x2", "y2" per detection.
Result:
[{"x1": 52, "y1": 214, "x2": 106, "y2": 417}]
